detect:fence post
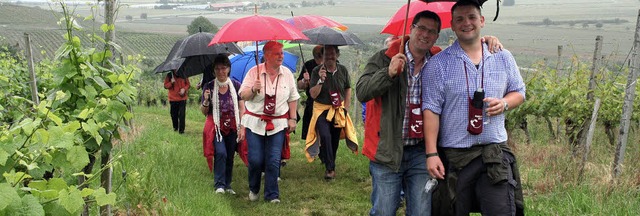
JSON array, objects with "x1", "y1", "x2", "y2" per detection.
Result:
[
  {"x1": 100, "y1": 0, "x2": 116, "y2": 215},
  {"x1": 576, "y1": 36, "x2": 603, "y2": 156},
  {"x1": 612, "y1": 9, "x2": 640, "y2": 181},
  {"x1": 24, "y1": 33, "x2": 39, "y2": 105},
  {"x1": 578, "y1": 98, "x2": 600, "y2": 183}
]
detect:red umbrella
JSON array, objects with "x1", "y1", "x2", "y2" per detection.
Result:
[
  {"x1": 208, "y1": 14, "x2": 309, "y2": 45},
  {"x1": 284, "y1": 15, "x2": 348, "y2": 31},
  {"x1": 381, "y1": 1, "x2": 455, "y2": 36}
]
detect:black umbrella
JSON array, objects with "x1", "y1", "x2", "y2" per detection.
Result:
[
  {"x1": 296, "y1": 26, "x2": 363, "y2": 46},
  {"x1": 153, "y1": 32, "x2": 243, "y2": 79}
]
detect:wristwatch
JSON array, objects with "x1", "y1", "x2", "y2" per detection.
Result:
[
  {"x1": 502, "y1": 99, "x2": 509, "y2": 111},
  {"x1": 317, "y1": 79, "x2": 324, "y2": 85}
]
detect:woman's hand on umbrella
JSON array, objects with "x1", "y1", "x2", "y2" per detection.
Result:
[
  {"x1": 203, "y1": 89, "x2": 211, "y2": 100},
  {"x1": 252, "y1": 79, "x2": 262, "y2": 94}
]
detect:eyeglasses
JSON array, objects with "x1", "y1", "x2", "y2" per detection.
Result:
[{"x1": 412, "y1": 24, "x2": 439, "y2": 36}]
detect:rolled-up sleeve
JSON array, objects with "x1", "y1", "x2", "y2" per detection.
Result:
[
  {"x1": 503, "y1": 50, "x2": 526, "y2": 99},
  {"x1": 421, "y1": 59, "x2": 444, "y2": 115}
]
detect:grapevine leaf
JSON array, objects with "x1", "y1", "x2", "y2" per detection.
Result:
[
  {"x1": 91, "y1": 76, "x2": 110, "y2": 89},
  {"x1": 47, "y1": 126, "x2": 74, "y2": 149},
  {"x1": 82, "y1": 119, "x2": 102, "y2": 144},
  {"x1": 100, "y1": 24, "x2": 109, "y2": 33},
  {"x1": 80, "y1": 188, "x2": 94, "y2": 198},
  {"x1": 0, "y1": 148, "x2": 8, "y2": 166},
  {"x1": 93, "y1": 188, "x2": 117, "y2": 206},
  {"x1": 58, "y1": 187, "x2": 83, "y2": 214},
  {"x1": 66, "y1": 146, "x2": 89, "y2": 171},
  {"x1": 0, "y1": 183, "x2": 20, "y2": 211},
  {"x1": 77, "y1": 108, "x2": 93, "y2": 120},
  {"x1": 7, "y1": 194, "x2": 45, "y2": 216}
]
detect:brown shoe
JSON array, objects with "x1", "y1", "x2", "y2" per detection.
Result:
[{"x1": 324, "y1": 170, "x2": 336, "y2": 180}]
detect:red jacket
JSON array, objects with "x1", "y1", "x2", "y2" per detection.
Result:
[{"x1": 164, "y1": 72, "x2": 190, "y2": 102}]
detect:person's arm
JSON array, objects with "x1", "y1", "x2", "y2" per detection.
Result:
[
  {"x1": 200, "y1": 88, "x2": 211, "y2": 115},
  {"x1": 344, "y1": 88, "x2": 352, "y2": 110},
  {"x1": 297, "y1": 67, "x2": 310, "y2": 90},
  {"x1": 423, "y1": 110, "x2": 444, "y2": 179},
  {"x1": 240, "y1": 68, "x2": 260, "y2": 101},
  {"x1": 163, "y1": 74, "x2": 173, "y2": 89},
  {"x1": 309, "y1": 66, "x2": 323, "y2": 99},
  {"x1": 356, "y1": 50, "x2": 402, "y2": 102}
]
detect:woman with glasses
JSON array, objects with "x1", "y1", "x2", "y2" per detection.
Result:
[{"x1": 201, "y1": 54, "x2": 245, "y2": 195}]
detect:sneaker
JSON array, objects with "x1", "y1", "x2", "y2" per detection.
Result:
[
  {"x1": 249, "y1": 191, "x2": 259, "y2": 201},
  {"x1": 270, "y1": 199, "x2": 281, "y2": 203},
  {"x1": 277, "y1": 177, "x2": 282, "y2": 181},
  {"x1": 225, "y1": 189, "x2": 236, "y2": 195},
  {"x1": 215, "y1": 188, "x2": 225, "y2": 194}
]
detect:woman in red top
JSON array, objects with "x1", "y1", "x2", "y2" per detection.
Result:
[{"x1": 163, "y1": 70, "x2": 190, "y2": 133}]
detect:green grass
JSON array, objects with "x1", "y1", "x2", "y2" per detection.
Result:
[
  {"x1": 112, "y1": 105, "x2": 373, "y2": 215},
  {"x1": 112, "y1": 105, "x2": 640, "y2": 215}
]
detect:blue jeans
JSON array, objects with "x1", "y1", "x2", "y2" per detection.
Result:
[
  {"x1": 369, "y1": 145, "x2": 432, "y2": 216},
  {"x1": 214, "y1": 132, "x2": 237, "y2": 190},
  {"x1": 246, "y1": 128, "x2": 284, "y2": 201}
]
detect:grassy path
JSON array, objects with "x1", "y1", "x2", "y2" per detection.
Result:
[
  {"x1": 113, "y1": 105, "x2": 640, "y2": 215},
  {"x1": 113, "y1": 105, "x2": 372, "y2": 215}
]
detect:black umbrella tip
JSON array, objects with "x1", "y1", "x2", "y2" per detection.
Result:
[{"x1": 199, "y1": 26, "x2": 202, "y2": 33}]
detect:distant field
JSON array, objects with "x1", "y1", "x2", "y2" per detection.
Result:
[{"x1": 3, "y1": 0, "x2": 639, "y2": 67}]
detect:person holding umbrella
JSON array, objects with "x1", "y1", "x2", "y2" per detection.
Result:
[
  {"x1": 296, "y1": 45, "x2": 323, "y2": 144},
  {"x1": 200, "y1": 54, "x2": 245, "y2": 195},
  {"x1": 357, "y1": 9, "x2": 503, "y2": 215},
  {"x1": 164, "y1": 70, "x2": 190, "y2": 134},
  {"x1": 305, "y1": 45, "x2": 358, "y2": 180},
  {"x1": 239, "y1": 41, "x2": 300, "y2": 203}
]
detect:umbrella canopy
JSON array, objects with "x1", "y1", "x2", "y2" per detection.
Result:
[
  {"x1": 229, "y1": 45, "x2": 299, "y2": 82},
  {"x1": 209, "y1": 14, "x2": 308, "y2": 45},
  {"x1": 297, "y1": 26, "x2": 363, "y2": 46},
  {"x1": 284, "y1": 15, "x2": 348, "y2": 31},
  {"x1": 418, "y1": 0, "x2": 498, "y2": 21},
  {"x1": 154, "y1": 33, "x2": 243, "y2": 78},
  {"x1": 180, "y1": 32, "x2": 243, "y2": 57},
  {"x1": 381, "y1": 1, "x2": 455, "y2": 36}
]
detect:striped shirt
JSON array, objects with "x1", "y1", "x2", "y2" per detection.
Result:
[
  {"x1": 402, "y1": 42, "x2": 430, "y2": 146},
  {"x1": 421, "y1": 41, "x2": 526, "y2": 148}
]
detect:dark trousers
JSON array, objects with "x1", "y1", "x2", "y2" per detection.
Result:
[
  {"x1": 214, "y1": 132, "x2": 238, "y2": 190},
  {"x1": 454, "y1": 152, "x2": 517, "y2": 216},
  {"x1": 169, "y1": 100, "x2": 186, "y2": 133},
  {"x1": 315, "y1": 110, "x2": 341, "y2": 172}
]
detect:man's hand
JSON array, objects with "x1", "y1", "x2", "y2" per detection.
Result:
[
  {"x1": 481, "y1": 35, "x2": 503, "y2": 53},
  {"x1": 171, "y1": 77, "x2": 176, "y2": 83},
  {"x1": 388, "y1": 53, "x2": 406, "y2": 78},
  {"x1": 427, "y1": 156, "x2": 445, "y2": 180},
  {"x1": 318, "y1": 67, "x2": 327, "y2": 82},
  {"x1": 179, "y1": 88, "x2": 186, "y2": 96},
  {"x1": 483, "y1": 97, "x2": 505, "y2": 116}
]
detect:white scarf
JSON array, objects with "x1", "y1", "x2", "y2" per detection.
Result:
[{"x1": 210, "y1": 78, "x2": 240, "y2": 142}]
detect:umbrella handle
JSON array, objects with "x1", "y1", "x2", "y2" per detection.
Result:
[{"x1": 397, "y1": 0, "x2": 411, "y2": 74}]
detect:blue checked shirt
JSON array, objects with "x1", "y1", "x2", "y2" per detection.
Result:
[
  {"x1": 421, "y1": 41, "x2": 526, "y2": 148},
  {"x1": 402, "y1": 43, "x2": 430, "y2": 146}
]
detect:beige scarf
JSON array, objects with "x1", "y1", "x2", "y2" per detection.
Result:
[{"x1": 210, "y1": 78, "x2": 240, "y2": 142}]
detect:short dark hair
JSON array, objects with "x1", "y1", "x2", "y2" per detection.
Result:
[
  {"x1": 213, "y1": 54, "x2": 231, "y2": 75},
  {"x1": 320, "y1": 45, "x2": 340, "y2": 55},
  {"x1": 412, "y1": 10, "x2": 442, "y2": 33},
  {"x1": 451, "y1": 0, "x2": 482, "y2": 16},
  {"x1": 213, "y1": 54, "x2": 231, "y2": 67}
]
